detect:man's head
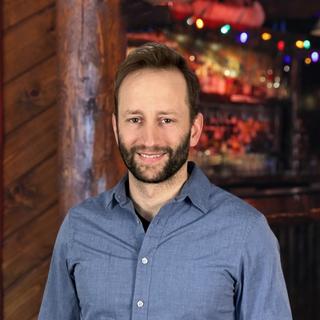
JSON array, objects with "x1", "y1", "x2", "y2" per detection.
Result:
[
  {"x1": 112, "y1": 43, "x2": 203, "y2": 184},
  {"x1": 114, "y1": 42, "x2": 200, "y2": 123}
]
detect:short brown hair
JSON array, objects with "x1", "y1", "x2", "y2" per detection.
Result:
[{"x1": 114, "y1": 42, "x2": 200, "y2": 122}]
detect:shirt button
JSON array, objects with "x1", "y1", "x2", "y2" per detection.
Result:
[
  {"x1": 137, "y1": 300, "x2": 144, "y2": 308},
  {"x1": 141, "y1": 257, "x2": 148, "y2": 265}
]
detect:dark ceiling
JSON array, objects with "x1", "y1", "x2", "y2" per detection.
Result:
[{"x1": 259, "y1": 0, "x2": 320, "y2": 19}]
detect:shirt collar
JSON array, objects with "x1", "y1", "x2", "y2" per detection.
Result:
[
  {"x1": 106, "y1": 161, "x2": 212, "y2": 214},
  {"x1": 176, "y1": 162, "x2": 211, "y2": 214}
]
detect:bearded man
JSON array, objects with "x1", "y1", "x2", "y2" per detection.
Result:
[{"x1": 39, "y1": 42, "x2": 292, "y2": 320}]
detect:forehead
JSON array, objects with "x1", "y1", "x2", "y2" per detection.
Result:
[{"x1": 117, "y1": 68, "x2": 189, "y2": 114}]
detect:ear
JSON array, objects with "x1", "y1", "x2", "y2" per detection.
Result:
[
  {"x1": 190, "y1": 113, "x2": 203, "y2": 148},
  {"x1": 112, "y1": 113, "x2": 119, "y2": 145}
]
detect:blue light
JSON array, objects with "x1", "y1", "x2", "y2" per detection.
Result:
[
  {"x1": 311, "y1": 51, "x2": 319, "y2": 63},
  {"x1": 283, "y1": 55, "x2": 292, "y2": 64},
  {"x1": 239, "y1": 32, "x2": 248, "y2": 43}
]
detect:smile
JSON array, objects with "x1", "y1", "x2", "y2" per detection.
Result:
[
  {"x1": 139, "y1": 153, "x2": 164, "y2": 159},
  {"x1": 136, "y1": 152, "x2": 167, "y2": 163}
]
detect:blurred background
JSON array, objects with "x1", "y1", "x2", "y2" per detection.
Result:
[{"x1": 1, "y1": 0, "x2": 320, "y2": 319}]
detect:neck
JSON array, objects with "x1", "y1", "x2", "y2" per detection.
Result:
[{"x1": 128, "y1": 163, "x2": 189, "y2": 221}]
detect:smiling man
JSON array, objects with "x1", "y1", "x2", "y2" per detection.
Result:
[{"x1": 39, "y1": 43, "x2": 292, "y2": 320}]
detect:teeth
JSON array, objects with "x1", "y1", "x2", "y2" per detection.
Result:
[{"x1": 140, "y1": 153, "x2": 163, "y2": 159}]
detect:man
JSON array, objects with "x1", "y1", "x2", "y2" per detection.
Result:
[{"x1": 39, "y1": 42, "x2": 292, "y2": 319}]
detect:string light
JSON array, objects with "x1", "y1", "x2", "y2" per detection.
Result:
[
  {"x1": 283, "y1": 65, "x2": 290, "y2": 72},
  {"x1": 186, "y1": 17, "x2": 194, "y2": 26},
  {"x1": 303, "y1": 40, "x2": 311, "y2": 49},
  {"x1": 195, "y1": 18, "x2": 204, "y2": 29},
  {"x1": 261, "y1": 32, "x2": 272, "y2": 41},
  {"x1": 305, "y1": 57, "x2": 312, "y2": 65},
  {"x1": 277, "y1": 40, "x2": 285, "y2": 52},
  {"x1": 189, "y1": 21, "x2": 320, "y2": 62},
  {"x1": 311, "y1": 51, "x2": 319, "y2": 63},
  {"x1": 220, "y1": 24, "x2": 231, "y2": 34},
  {"x1": 239, "y1": 32, "x2": 248, "y2": 44},
  {"x1": 283, "y1": 55, "x2": 292, "y2": 64},
  {"x1": 295, "y1": 40, "x2": 304, "y2": 49}
]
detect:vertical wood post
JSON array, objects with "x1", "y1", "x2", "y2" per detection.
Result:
[{"x1": 57, "y1": 0, "x2": 126, "y2": 215}]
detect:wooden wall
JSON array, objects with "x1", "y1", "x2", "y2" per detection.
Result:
[{"x1": 3, "y1": 1, "x2": 60, "y2": 319}]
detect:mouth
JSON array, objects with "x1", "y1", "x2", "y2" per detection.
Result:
[{"x1": 137, "y1": 152, "x2": 167, "y2": 163}]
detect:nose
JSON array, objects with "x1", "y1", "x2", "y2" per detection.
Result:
[{"x1": 141, "y1": 123, "x2": 161, "y2": 147}]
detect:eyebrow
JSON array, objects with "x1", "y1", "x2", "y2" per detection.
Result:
[
  {"x1": 123, "y1": 110, "x2": 179, "y2": 117},
  {"x1": 124, "y1": 110, "x2": 143, "y2": 115}
]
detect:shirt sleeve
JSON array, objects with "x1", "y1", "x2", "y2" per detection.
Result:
[
  {"x1": 38, "y1": 213, "x2": 80, "y2": 320},
  {"x1": 235, "y1": 214, "x2": 293, "y2": 320}
]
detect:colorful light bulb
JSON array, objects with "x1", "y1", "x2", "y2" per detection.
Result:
[
  {"x1": 311, "y1": 51, "x2": 319, "y2": 63},
  {"x1": 195, "y1": 18, "x2": 204, "y2": 29},
  {"x1": 283, "y1": 55, "x2": 292, "y2": 64},
  {"x1": 303, "y1": 40, "x2": 311, "y2": 49},
  {"x1": 261, "y1": 32, "x2": 272, "y2": 41},
  {"x1": 220, "y1": 24, "x2": 231, "y2": 34},
  {"x1": 295, "y1": 40, "x2": 304, "y2": 49},
  {"x1": 239, "y1": 32, "x2": 248, "y2": 43},
  {"x1": 277, "y1": 40, "x2": 285, "y2": 51},
  {"x1": 305, "y1": 57, "x2": 312, "y2": 65}
]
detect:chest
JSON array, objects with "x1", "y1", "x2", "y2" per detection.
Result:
[{"x1": 71, "y1": 218, "x2": 239, "y2": 320}]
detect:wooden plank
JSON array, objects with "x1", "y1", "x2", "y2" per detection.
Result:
[
  {"x1": 4, "y1": 258, "x2": 50, "y2": 320},
  {"x1": 3, "y1": 205, "x2": 60, "y2": 289},
  {"x1": 3, "y1": 0, "x2": 54, "y2": 30},
  {"x1": 4, "y1": 153, "x2": 58, "y2": 238},
  {"x1": 3, "y1": 106, "x2": 58, "y2": 186},
  {"x1": 4, "y1": 56, "x2": 58, "y2": 134},
  {"x1": 3, "y1": 6, "x2": 56, "y2": 83},
  {"x1": 57, "y1": 0, "x2": 125, "y2": 214}
]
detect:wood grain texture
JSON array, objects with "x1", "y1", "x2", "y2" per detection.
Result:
[
  {"x1": 4, "y1": 106, "x2": 58, "y2": 186},
  {"x1": 3, "y1": 205, "x2": 60, "y2": 289},
  {"x1": 57, "y1": 0, "x2": 126, "y2": 215},
  {"x1": 4, "y1": 56, "x2": 58, "y2": 134},
  {"x1": 4, "y1": 258, "x2": 51, "y2": 320},
  {"x1": 3, "y1": 0, "x2": 54, "y2": 30},
  {"x1": 4, "y1": 153, "x2": 58, "y2": 238},
  {"x1": 3, "y1": 6, "x2": 56, "y2": 83}
]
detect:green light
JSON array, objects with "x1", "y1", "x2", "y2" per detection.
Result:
[
  {"x1": 220, "y1": 24, "x2": 231, "y2": 34},
  {"x1": 304, "y1": 40, "x2": 311, "y2": 49}
]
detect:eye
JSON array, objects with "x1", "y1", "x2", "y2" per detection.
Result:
[
  {"x1": 128, "y1": 117, "x2": 141, "y2": 124},
  {"x1": 161, "y1": 118, "x2": 174, "y2": 124}
]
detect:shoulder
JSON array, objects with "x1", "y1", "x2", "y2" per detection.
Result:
[
  {"x1": 66, "y1": 188, "x2": 116, "y2": 230},
  {"x1": 207, "y1": 184, "x2": 263, "y2": 223},
  {"x1": 205, "y1": 183, "x2": 273, "y2": 243}
]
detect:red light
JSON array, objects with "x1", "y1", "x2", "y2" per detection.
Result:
[{"x1": 277, "y1": 40, "x2": 285, "y2": 52}]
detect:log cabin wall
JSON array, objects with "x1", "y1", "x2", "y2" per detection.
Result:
[{"x1": 3, "y1": 1, "x2": 60, "y2": 319}]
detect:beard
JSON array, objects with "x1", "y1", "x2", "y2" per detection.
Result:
[{"x1": 118, "y1": 131, "x2": 191, "y2": 183}]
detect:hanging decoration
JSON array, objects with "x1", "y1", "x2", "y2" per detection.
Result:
[{"x1": 169, "y1": 0, "x2": 265, "y2": 30}]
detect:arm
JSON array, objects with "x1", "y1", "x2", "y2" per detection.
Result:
[
  {"x1": 235, "y1": 215, "x2": 292, "y2": 320},
  {"x1": 38, "y1": 213, "x2": 80, "y2": 320}
]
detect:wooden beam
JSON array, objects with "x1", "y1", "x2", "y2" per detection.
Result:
[
  {"x1": 3, "y1": 106, "x2": 58, "y2": 186},
  {"x1": 3, "y1": 6, "x2": 56, "y2": 83},
  {"x1": 4, "y1": 56, "x2": 58, "y2": 134},
  {"x1": 57, "y1": 0, "x2": 126, "y2": 215},
  {"x1": 4, "y1": 154, "x2": 58, "y2": 238}
]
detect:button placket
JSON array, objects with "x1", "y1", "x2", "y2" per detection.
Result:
[
  {"x1": 137, "y1": 300, "x2": 144, "y2": 308},
  {"x1": 131, "y1": 207, "x2": 170, "y2": 319}
]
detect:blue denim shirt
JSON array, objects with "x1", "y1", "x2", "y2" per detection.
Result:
[{"x1": 39, "y1": 162, "x2": 292, "y2": 320}]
